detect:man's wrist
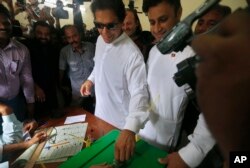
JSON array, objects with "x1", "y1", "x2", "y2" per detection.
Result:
[
  {"x1": 22, "y1": 141, "x2": 32, "y2": 149},
  {"x1": 0, "y1": 105, "x2": 13, "y2": 116},
  {"x1": 2, "y1": 113, "x2": 17, "y2": 123},
  {"x1": 122, "y1": 129, "x2": 136, "y2": 136}
]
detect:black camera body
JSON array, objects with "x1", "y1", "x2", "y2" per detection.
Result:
[
  {"x1": 52, "y1": 0, "x2": 69, "y2": 19},
  {"x1": 173, "y1": 56, "x2": 197, "y2": 91},
  {"x1": 17, "y1": 0, "x2": 26, "y2": 5}
]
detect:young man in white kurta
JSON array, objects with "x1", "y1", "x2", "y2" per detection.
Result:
[
  {"x1": 139, "y1": 45, "x2": 215, "y2": 168},
  {"x1": 139, "y1": 46, "x2": 194, "y2": 150}
]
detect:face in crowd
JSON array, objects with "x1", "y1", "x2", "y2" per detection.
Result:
[
  {"x1": 34, "y1": 25, "x2": 51, "y2": 44},
  {"x1": 64, "y1": 26, "x2": 81, "y2": 50},
  {"x1": 147, "y1": 1, "x2": 181, "y2": 42},
  {"x1": 122, "y1": 10, "x2": 139, "y2": 37},
  {"x1": 0, "y1": 13, "x2": 12, "y2": 48},
  {"x1": 94, "y1": 9, "x2": 123, "y2": 44},
  {"x1": 194, "y1": 9, "x2": 225, "y2": 35}
]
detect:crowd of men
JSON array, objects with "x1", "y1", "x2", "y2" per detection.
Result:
[{"x1": 1, "y1": 0, "x2": 249, "y2": 167}]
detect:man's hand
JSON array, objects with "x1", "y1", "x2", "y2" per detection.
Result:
[
  {"x1": 23, "y1": 120, "x2": 38, "y2": 134},
  {"x1": 0, "y1": 103, "x2": 12, "y2": 116},
  {"x1": 115, "y1": 129, "x2": 135, "y2": 161},
  {"x1": 192, "y1": 8, "x2": 250, "y2": 159},
  {"x1": 80, "y1": 80, "x2": 93, "y2": 96},
  {"x1": 25, "y1": 131, "x2": 47, "y2": 148},
  {"x1": 35, "y1": 85, "x2": 46, "y2": 102},
  {"x1": 2, "y1": 131, "x2": 47, "y2": 153},
  {"x1": 158, "y1": 152, "x2": 189, "y2": 168}
]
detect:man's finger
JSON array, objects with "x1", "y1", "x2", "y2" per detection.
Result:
[
  {"x1": 158, "y1": 157, "x2": 168, "y2": 164},
  {"x1": 126, "y1": 142, "x2": 134, "y2": 160},
  {"x1": 119, "y1": 147, "x2": 125, "y2": 161},
  {"x1": 114, "y1": 145, "x2": 120, "y2": 161},
  {"x1": 86, "y1": 84, "x2": 91, "y2": 95},
  {"x1": 125, "y1": 146, "x2": 130, "y2": 161},
  {"x1": 80, "y1": 85, "x2": 84, "y2": 96},
  {"x1": 26, "y1": 126, "x2": 32, "y2": 132}
]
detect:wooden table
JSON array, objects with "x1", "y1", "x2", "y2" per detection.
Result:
[
  {"x1": 15, "y1": 107, "x2": 116, "y2": 168},
  {"x1": 39, "y1": 107, "x2": 116, "y2": 141}
]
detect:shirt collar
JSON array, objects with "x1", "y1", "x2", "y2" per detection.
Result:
[
  {"x1": 3, "y1": 39, "x2": 18, "y2": 50},
  {"x1": 72, "y1": 42, "x2": 86, "y2": 53},
  {"x1": 108, "y1": 32, "x2": 127, "y2": 46}
]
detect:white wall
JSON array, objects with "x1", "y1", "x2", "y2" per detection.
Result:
[
  {"x1": 11, "y1": 0, "x2": 248, "y2": 30},
  {"x1": 131, "y1": 0, "x2": 247, "y2": 31}
]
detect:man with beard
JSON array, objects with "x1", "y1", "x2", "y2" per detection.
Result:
[
  {"x1": 0, "y1": 4, "x2": 35, "y2": 122},
  {"x1": 122, "y1": 8, "x2": 154, "y2": 62},
  {"x1": 24, "y1": 21, "x2": 61, "y2": 119},
  {"x1": 59, "y1": 25, "x2": 95, "y2": 113}
]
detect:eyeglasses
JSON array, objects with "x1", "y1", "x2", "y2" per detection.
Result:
[{"x1": 94, "y1": 21, "x2": 119, "y2": 30}]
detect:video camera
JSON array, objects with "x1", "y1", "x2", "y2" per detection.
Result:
[
  {"x1": 52, "y1": 0, "x2": 69, "y2": 19},
  {"x1": 157, "y1": 0, "x2": 221, "y2": 94},
  {"x1": 17, "y1": 0, "x2": 26, "y2": 6}
]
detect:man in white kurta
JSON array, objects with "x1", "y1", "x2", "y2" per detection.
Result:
[
  {"x1": 139, "y1": 44, "x2": 215, "y2": 167},
  {"x1": 80, "y1": 0, "x2": 149, "y2": 162},
  {"x1": 88, "y1": 33, "x2": 149, "y2": 131},
  {"x1": 140, "y1": 0, "x2": 215, "y2": 167},
  {"x1": 139, "y1": 45, "x2": 194, "y2": 149}
]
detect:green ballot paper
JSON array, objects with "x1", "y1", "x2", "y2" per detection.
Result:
[{"x1": 60, "y1": 130, "x2": 167, "y2": 168}]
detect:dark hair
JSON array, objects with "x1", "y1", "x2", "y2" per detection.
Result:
[
  {"x1": 63, "y1": 24, "x2": 84, "y2": 39},
  {"x1": 212, "y1": 4, "x2": 232, "y2": 17},
  {"x1": 63, "y1": 24, "x2": 80, "y2": 34},
  {"x1": 142, "y1": 0, "x2": 181, "y2": 16},
  {"x1": 0, "y1": 4, "x2": 11, "y2": 19},
  {"x1": 33, "y1": 21, "x2": 51, "y2": 32},
  {"x1": 90, "y1": 0, "x2": 126, "y2": 23},
  {"x1": 125, "y1": 8, "x2": 142, "y2": 36}
]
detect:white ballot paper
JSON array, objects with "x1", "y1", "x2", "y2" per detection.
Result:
[{"x1": 64, "y1": 114, "x2": 86, "y2": 124}]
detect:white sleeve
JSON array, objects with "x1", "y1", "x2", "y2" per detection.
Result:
[
  {"x1": 123, "y1": 53, "x2": 149, "y2": 133},
  {"x1": 87, "y1": 69, "x2": 95, "y2": 84},
  {"x1": 1, "y1": 114, "x2": 23, "y2": 144},
  {"x1": 0, "y1": 114, "x2": 23, "y2": 161},
  {"x1": 87, "y1": 52, "x2": 96, "y2": 84},
  {"x1": 178, "y1": 113, "x2": 216, "y2": 167}
]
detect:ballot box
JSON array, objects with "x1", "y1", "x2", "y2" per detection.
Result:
[{"x1": 60, "y1": 130, "x2": 167, "y2": 168}]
